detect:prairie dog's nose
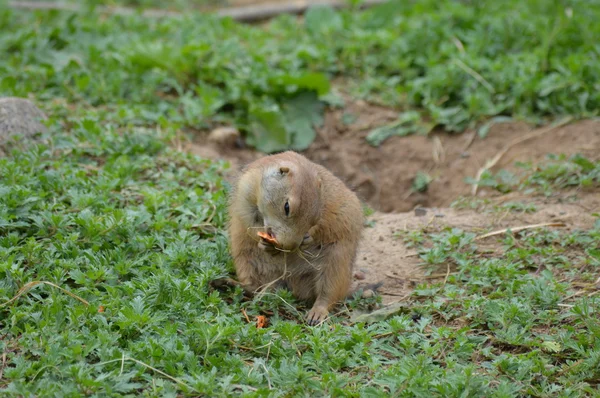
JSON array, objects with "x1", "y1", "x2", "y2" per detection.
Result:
[{"x1": 266, "y1": 227, "x2": 274, "y2": 237}]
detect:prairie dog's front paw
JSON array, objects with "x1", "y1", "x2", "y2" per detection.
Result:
[
  {"x1": 306, "y1": 305, "x2": 329, "y2": 326},
  {"x1": 300, "y1": 233, "x2": 314, "y2": 249}
]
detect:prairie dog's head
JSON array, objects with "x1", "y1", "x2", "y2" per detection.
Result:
[{"x1": 257, "y1": 159, "x2": 322, "y2": 251}]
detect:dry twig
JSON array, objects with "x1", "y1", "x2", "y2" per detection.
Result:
[
  {"x1": 0, "y1": 281, "x2": 90, "y2": 308},
  {"x1": 471, "y1": 117, "x2": 572, "y2": 196},
  {"x1": 475, "y1": 222, "x2": 566, "y2": 240}
]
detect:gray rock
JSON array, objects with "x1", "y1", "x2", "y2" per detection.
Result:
[
  {"x1": 414, "y1": 207, "x2": 427, "y2": 217},
  {"x1": 0, "y1": 97, "x2": 47, "y2": 150}
]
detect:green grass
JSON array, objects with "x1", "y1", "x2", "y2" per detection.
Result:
[
  {"x1": 2, "y1": 128, "x2": 599, "y2": 395},
  {"x1": 2, "y1": 0, "x2": 600, "y2": 396},
  {"x1": 2, "y1": 0, "x2": 600, "y2": 151}
]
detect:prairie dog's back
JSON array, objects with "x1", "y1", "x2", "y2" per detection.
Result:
[{"x1": 312, "y1": 163, "x2": 364, "y2": 245}]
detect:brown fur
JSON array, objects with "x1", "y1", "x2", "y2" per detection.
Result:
[{"x1": 227, "y1": 151, "x2": 364, "y2": 325}]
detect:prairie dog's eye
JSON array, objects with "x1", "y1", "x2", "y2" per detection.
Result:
[{"x1": 284, "y1": 201, "x2": 290, "y2": 216}]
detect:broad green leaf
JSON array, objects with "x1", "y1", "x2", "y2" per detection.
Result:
[
  {"x1": 350, "y1": 301, "x2": 411, "y2": 324},
  {"x1": 305, "y1": 6, "x2": 343, "y2": 35},
  {"x1": 341, "y1": 112, "x2": 357, "y2": 125},
  {"x1": 273, "y1": 73, "x2": 331, "y2": 96},
  {"x1": 571, "y1": 154, "x2": 596, "y2": 172},
  {"x1": 412, "y1": 172, "x2": 433, "y2": 193},
  {"x1": 247, "y1": 103, "x2": 290, "y2": 153},
  {"x1": 587, "y1": 248, "x2": 600, "y2": 261},
  {"x1": 366, "y1": 124, "x2": 413, "y2": 147},
  {"x1": 282, "y1": 92, "x2": 325, "y2": 151},
  {"x1": 366, "y1": 111, "x2": 432, "y2": 147},
  {"x1": 321, "y1": 91, "x2": 345, "y2": 108},
  {"x1": 541, "y1": 341, "x2": 562, "y2": 353},
  {"x1": 428, "y1": 105, "x2": 470, "y2": 132},
  {"x1": 477, "y1": 116, "x2": 514, "y2": 138}
]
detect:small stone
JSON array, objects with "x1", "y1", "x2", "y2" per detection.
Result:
[
  {"x1": 414, "y1": 207, "x2": 427, "y2": 217},
  {"x1": 379, "y1": 236, "x2": 384, "y2": 241},
  {"x1": 207, "y1": 126, "x2": 240, "y2": 148},
  {"x1": 354, "y1": 271, "x2": 366, "y2": 280},
  {"x1": 361, "y1": 289, "x2": 374, "y2": 298},
  {"x1": 189, "y1": 145, "x2": 221, "y2": 161},
  {"x1": 460, "y1": 152, "x2": 470, "y2": 158},
  {"x1": 435, "y1": 214, "x2": 445, "y2": 218}
]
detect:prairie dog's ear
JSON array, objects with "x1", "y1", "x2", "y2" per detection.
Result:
[{"x1": 279, "y1": 166, "x2": 290, "y2": 175}]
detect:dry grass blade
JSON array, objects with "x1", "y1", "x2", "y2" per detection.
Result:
[
  {"x1": 0, "y1": 280, "x2": 90, "y2": 308},
  {"x1": 475, "y1": 222, "x2": 566, "y2": 240},
  {"x1": 97, "y1": 356, "x2": 197, "y2": 392},
  {"x1": 443, "y1": 262, "x2": 451, "y2": 286},
  {"x1": 241, "y1": 308, "x2": 251, "y2": 323},
  {"x1": 400, "y1": 252, "x2": 420, "y2": 259},
  {"x1": 432, "y1": 135, "x2": 445, "y2": 164},
  {"x1": 0, "y1": 353, "x2": 6, "y2": 381},
  {"x1": 471, "y1": 117, "x2": 572, "y2": 196},
  {"x1": 255, "y1": 253, "x2": 290, "y2": 299},
  {"x1": 453, "y1": 58, "x2": 495, "y2": 93}
]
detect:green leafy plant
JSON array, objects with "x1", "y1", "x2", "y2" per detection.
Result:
[
  {"x1": 411, "y1": 171, "x2": 433, "y2": 193},
  {"x1": 470, "y1": 154, "x2": 600, "y2": 195}
]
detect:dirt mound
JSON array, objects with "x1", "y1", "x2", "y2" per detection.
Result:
[{"x1": 187, "y1": 101, "x2": 600, "y2": 213}]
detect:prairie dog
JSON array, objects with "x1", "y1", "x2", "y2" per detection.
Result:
[{"x1": 228, "y1": 151, "x2": 364, "y2": 325}]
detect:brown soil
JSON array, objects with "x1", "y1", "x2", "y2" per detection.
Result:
[{"x1": 185, "y1": 99, "x2": 600, "y2": 307}]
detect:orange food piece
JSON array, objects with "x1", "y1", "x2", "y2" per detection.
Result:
[
  {"x1": 256, "y1": 315, "x2": 268, "y2": 328},
  {"x1": 98, "y1": 306, "x2": 105, "y2": 313},
  {"x1": 257, "y1": 231, "x2": 278, "y2": 245}
]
